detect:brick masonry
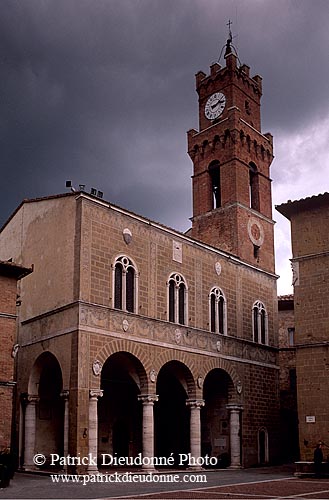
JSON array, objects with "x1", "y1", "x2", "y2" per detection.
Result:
[
  {"x1": 277, "y1": 194, "x2": 329, "y2": 460},
  {"x1": 0, "y1": 264, "x2": 31, "y2": 451}
]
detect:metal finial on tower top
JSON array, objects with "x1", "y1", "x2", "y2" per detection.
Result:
[
  {"x1": 218, "y1": 20, "x2": 241, "y2": 65},
  {"x1": 225, "y1": 19, "x2": 233, "y2": 56}
]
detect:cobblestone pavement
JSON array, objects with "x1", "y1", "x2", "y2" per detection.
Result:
[{"x1": 1, "y1": 465, "x2": 329, "y2": 500}]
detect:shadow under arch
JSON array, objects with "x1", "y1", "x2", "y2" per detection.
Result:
[
  {"x1": 201, "y1": 368, "x2": 235, "y2": 467},
  {"x1": 27, "y1": 351, "x2": 64, "y2": 462},
  {"x1": 95, "y1": 339, "x2": 150, "y2": 393},
  {"x1": 155, "y1": 360, "x2": 195, "y2": 465},
  {"x1": 99, "y1": 351, "x2": 147, "y2": 461}
]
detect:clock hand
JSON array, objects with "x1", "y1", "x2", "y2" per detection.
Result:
[{"x1": 211, "y1": 100, "x2": 224, "y2": 110}]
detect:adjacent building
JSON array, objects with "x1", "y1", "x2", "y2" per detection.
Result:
[
  {"x1": 278, "y1": 295, "x2": 299, "y2": 462},
  {"x1": 0, "y1": 261, "x2": 32, "y2": 451},
  {"x1": 277, "y1": 193, "x2": 329, "y2": 460}
]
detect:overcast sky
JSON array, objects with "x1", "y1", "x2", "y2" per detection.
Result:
[{"x1": 1, "y1": 0, "x2": 329, "y2": 294}]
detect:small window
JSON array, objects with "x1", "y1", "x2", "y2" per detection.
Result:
[
  {"x1": 167, "y1": 273, "x2": 188, "y2": 325},
  {"x1": 113, "y1": 256, "x2": 138, "y2": 313},
  {"x1": 209, "y1": 287, "x2": 227, "y2": 335},
  {"x1": 252, "y1": 301, "x2": 268, "y2": 345},
  {"x1": 288, "y1": 327, "x2": 295, "y2": 347},
  {"x1": 258, "y1": 427, "x2": 269, "y2": 464}
]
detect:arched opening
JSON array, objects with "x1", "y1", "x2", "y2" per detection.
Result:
[
  {"x1": 155, "y1": 361, "x2": 193, "y2": 464},
  {"x1": 252, "y1": 301, "x2": 268, "y2": 345},
  {"x1": 209, "y1": 287, "x2": 227, "y2": 335},
  {"x1": 209, "y1": 160, "x2": 221, "y2": 209},
  {"x1": 258, "y1": 427, "x2": 269, "y2": 464},
  {"x1": 167, "y1": 273, "x2": 188, "y2": 325},
  {"x1": 99, "y1": 352, "x2": 146, "y2": 462},
  {"x1": 28, "y1": 352, "x2": 64, "y2": 463},
  {"x1": 201, "y1": 369, "x2": 234, "y2": 467},
  {"x1": 249, "y1": 162, "x2": 259, "y2": 211},
  {"x1": 113, "y1": 256, "x2": 138, "y2": 313}
]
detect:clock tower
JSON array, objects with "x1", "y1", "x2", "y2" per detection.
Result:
[{"x1": 187, "y1": 43, "x2": 275, "y2": 273}]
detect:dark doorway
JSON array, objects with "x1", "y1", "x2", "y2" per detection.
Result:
[
  {"x1": 155, "y1": 362, "x2": 190, "y2": 464},
  {"x1": 202, "y1": 369, "x2": 232, "y2": 467},
  {"x1": 99, "y1": 352, "x2": 144, "y2": 460},
  {"x1": 113, "y1": 419, "x2": 130, "y2": 458},
  {"x1": 32, "y1": 352, "x2": 64, "y2": 463}
]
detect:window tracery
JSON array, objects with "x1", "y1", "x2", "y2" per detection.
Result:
[
  {"x1": 113, "y1": 256, "x2": 138, "y2": 313},
  {"x1": 209, "y1": 287, "x2": 227, "y2": 335},
  {"x1": 167, "y1": 273, "x2": 188, "y2": 325},
  {"x1": 252, "y1": 300, "x2": 268, "y2": 344}
]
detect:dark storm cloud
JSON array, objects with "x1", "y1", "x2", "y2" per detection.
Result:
[{"x1": 1, "y1": 0, "x2": 329, "y2": 246}]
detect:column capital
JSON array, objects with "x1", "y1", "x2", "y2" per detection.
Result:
[
  {"x1": 186, "y1": 399, "x2": 205, "y2": 409},
  {"x1": 226, "y1": 404, "x2": 243, "y2": 412},
  {"x1": 89, "y1": 389, "x2": 103, "y2": 400},
  {"x1": 27, "y1": 394, "x2": 39, "y2": 404},
  {"x1": 138, "y1": 394, "x2": 159, "y2": 405},
  {"x1": 60, "y1": 390, "x2": 69, "y2": 400}
]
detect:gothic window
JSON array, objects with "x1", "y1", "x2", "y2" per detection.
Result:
[
  {"x1": 209, "y1": 287, "x2": 227, "y2": 335},
  {"x1": 113, "y1": 256, "x2": 138, "y2": 313},
  {"x1": 249, "y1": 162, "x2": 259, "y2": 211},
  {"x1": 209, "y1": 160, "x2": 221, "y2": 209},
  {"x1": 252, "y1": 301, "x2": 268, "y2": 344},
  {"x1": 167, "y1": 273, "x2": 188, "y2": 325}
]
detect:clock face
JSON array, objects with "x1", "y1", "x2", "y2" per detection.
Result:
[
  {"x1": 247, "y1": 218, "x2": 265, "y2": 247},
  {"x1": 204, "y1": 92, "x2": 226, "y2": 120}
]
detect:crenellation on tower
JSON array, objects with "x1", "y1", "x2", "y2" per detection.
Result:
[
  {"x1": 210, "y1": 62, "x2": 221, "y2": 76},
  {"x1": 240, "y1": 64, "x2": 250, "y2": 76},
  {"x1": 195, "y1": 70, "x2": 206, "y2": 87}
]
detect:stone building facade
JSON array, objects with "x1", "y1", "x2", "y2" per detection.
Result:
[
  {"x1": 0, "y1": 50, "x2": 280, "y2": 472},
  {"x1": 0, "y1": 261, "x2": 32, "y2": 451},
  {"x1": 278, "y1": 295, "x2": 298, "y2": 462},
  {"x1": 277, "y1": 193, "x2": 329, "y2": 460}
]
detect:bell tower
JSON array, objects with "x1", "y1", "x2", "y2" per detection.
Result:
[{"x1": 187, "y1": 36, "x2": 275, "y2": 273}]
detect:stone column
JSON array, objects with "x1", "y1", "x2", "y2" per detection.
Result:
[
  {"x1": 88, "y1": 389, "x2": 103, "y2": 474},
  {"x1": 60, "y1": 390, "x2": 69, "y2": 471},
  {"x1": 24, "y1": 395, "x2": 39, "y2": 470},
  {"x1": 227, "y1": 404, "x2": 243, "y2": 468},
  {"x1": 138, "y1": 394, "x2": 158, "y2": 470},
  {"x1": 186, "y1": 399, "x2": 205, "y2": 469}
]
